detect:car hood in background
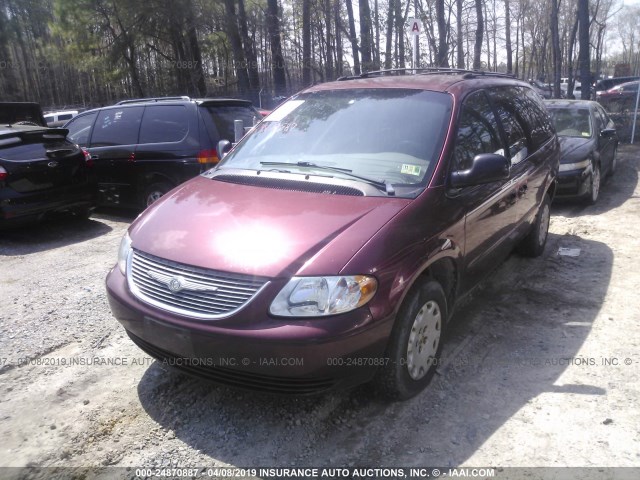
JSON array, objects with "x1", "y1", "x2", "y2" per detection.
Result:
[
  {"x1": 558, "y1": 136, "x2": 594, "y2": 162},
  {"x1": 129, "y1": 176, "x2": 410, "y2": 278}
]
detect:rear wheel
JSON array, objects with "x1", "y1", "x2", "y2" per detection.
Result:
[
  {"x1": 373, "y1": 279, "x2": 447, "y2": 401},
  {"x1": 517, "y1": 193, "x2": 551, "y2": 258},
  {"x1": 143, "y1": 182, "x2": 173, "y2": 208}
]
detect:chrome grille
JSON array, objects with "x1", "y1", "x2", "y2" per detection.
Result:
[{"x1": 128, "y1": 249, "x2": 269, "y2": 319}]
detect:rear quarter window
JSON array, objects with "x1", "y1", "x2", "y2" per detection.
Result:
[
  {"x1": 139, "y1": 105, "x2": 189, "y2": 144},
  {"x1": 66, "y1": 112, "x2": 98, "y2": 147},
  {"x1": 200, "y1": 104, "x2": 259, "y2": 142}
]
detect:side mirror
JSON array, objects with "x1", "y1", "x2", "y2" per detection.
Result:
[
  {"x1": 234, "y1": 119, "x2": 244, "y2": 142},
  {"x1": 450, "y1": 153, "x2": 510, "y2": 188},
  {"x1": 600, "y1": 128, "x2": 616, "y2": 138},
  {"x1": 216, "y1": 139, "x2": 232, "y2": 160}
]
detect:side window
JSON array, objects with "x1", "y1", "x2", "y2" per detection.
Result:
[
  {"x1": 58, "y1": 114, "x2": 73, "y2": 122},
  {"x1": 91, "y1": 107, "x2": 144, "y2": 147},
  {"x1": 593, "y1": 106, "x2": 608, "y2": 131},
  {"x1": 139, "y1": 105, "x2": 189, "y2": 144},
  {"x1": 66, "y1": 112, "x2": 98, "y2": 147},
  {"x1": 489, "y1": 88, "x2": 529, "y2": 165},
  {"x1": 453, "y1": 91, "x2": 502, "y2": 171}
]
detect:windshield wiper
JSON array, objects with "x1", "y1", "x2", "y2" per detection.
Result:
[{"x1": 259, "y1": 161, "x2": 395, "y2": 196}]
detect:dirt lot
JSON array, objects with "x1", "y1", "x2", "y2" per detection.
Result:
[{"x1": 1, "y1": 146, "x2": 639, "y2": 475}]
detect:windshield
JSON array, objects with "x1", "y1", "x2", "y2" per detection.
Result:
[
  {"x1": 215, "y1": 88, "x2": 453, "y2": 198},
  {"x1": 548, "y1": 108, "x2": 592, "y2": 138}
]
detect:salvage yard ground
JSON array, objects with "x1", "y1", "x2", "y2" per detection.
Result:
[{"x1": 0, "y1": 146, "x2": 639, "y2": 472}]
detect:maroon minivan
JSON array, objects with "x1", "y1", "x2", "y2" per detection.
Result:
[{"x1": 106, "y1": 71, "x2": 559, "y2": 400}]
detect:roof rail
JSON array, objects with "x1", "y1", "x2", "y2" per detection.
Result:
[
  {"x1": 116, "y1": 96, "x2": 191, "y2": 105},
  {"x1": 337, "y1": 67, "x2": 515, "y2": 81}
]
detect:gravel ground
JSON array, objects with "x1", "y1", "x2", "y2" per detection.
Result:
[{"x1": 0, "y1": 146, "x2": 639, "y2": 476}]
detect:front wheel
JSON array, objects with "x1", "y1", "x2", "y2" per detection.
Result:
[
  {"x1": 373, "y1": 279, "x2": 447, "y2": 401},
  {"x1": 584, "y1": 161, "x2": 601, "y2": 205},
  {"x1": 608, "y1": 146, "x2": 618, "y2": 178},
  {"x1": 516, "y1": 193, "x2": 551, "y2": 258}
]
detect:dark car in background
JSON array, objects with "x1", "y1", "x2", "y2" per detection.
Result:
[
  {"x1": 63, "y1": 97, "x2": 262, "y2": 209},
  {"x1": 594, "y1": 76, "x2": 640, "y2": 93},
  {"x1": 0, "y1": 102, "x2": 47, "y2": 127},
  {"x1": 106, "y1": 70, "x2": 559, "y2": 400},
  {"x1": 0, "y1": 125, "x2": 96, "y2": 227},
  {"x1": 545, "y1": 99, "x2": 618, "y2": 204}
]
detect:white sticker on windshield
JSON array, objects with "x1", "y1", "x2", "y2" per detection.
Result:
[
  {"x1": 401, "y1": 164, "x2": 422, "y2": 176},
  {"x1": 265, "y1": 100, "x2": 305, "y2": 122}
]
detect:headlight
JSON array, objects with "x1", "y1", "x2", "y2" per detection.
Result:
[
  {"x1": 269, "y1": 275, "x2": 377, "y2": 317},
  {"x1": 117, "y1": 232, "x2": 132, "y2": 275},
  {"x1": 559, "y1": 159, "x2": 591, "y2": 172}
]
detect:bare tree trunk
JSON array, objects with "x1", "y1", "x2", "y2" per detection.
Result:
[
  {"x1": 473, "y1": 0, "x2": 483, "y2": 70},
  {"x1": 223, "y1": 0, "x2": 250, "y2": 96},
  {"x1": 578, "y1": 0, "x2": 591, "y2": 99},
  {"x1": 267, "y1": 0, "x2": 286, "y2": 96},
  {"x1": 436, "y1": 0, "x2": 449, "y2": 66},
  {"x1": 237, "y1": 0, "x2": 260, "y2": 102},
  {"x1": 551, "y1": 0, "x2": 561, "y2": 98},
  {"x1": 385, "y1": 0, "x2": 395, "y2": 69},
  {"x1": 505, "y1": 0, "x2": 512, "y2": 74},
  {"x1": 346, "y1": 0, "x2": 361, "y2": 74},
  {"x1": 302, "y1": 0, "x2": 312, "y2": 85},
  {"x1": 359, "y1": 0, "x2": 375, "y2": 71},
  {"x1": 456, "y1": 0, "x2": 464, "y2": 68},
  {"x1": 334, "y1": 1, "x2": 344, "y2": 77}
]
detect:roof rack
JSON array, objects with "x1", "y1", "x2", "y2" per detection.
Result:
[
  {"x1": 116, "y1": 96, "x2": 191, "y2": 105},
  {"x1": 337, "y1": 67, "x2": 515, "y2": 81}
]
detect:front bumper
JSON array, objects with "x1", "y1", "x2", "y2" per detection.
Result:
[
  {"x1": 0, "y1": 185, "x2": 96, "y2": 226},
  {"x1": 555, "y1": 166, "x2": 592, "y2": 197},
  {"x1": 106, "y1": 267, "x2": 394, "y2": 395}
]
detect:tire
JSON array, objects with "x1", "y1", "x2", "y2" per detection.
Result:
[
  {"x1": 373, "y1": 279, "x2": 447, "y2": 401},
  {"x1": 71, "y1": 207, "x2": 93, "y2": 220},
  {"x1": 583, "y1": 160, "x2": 601, "y2": 205},
  {"x1": 607, "y1": 146, "x2": 618, "y2": 178},
  {"x1": 516, "y1": 193, "x2": 551, "y2": 258},
  {"x1": 143, "y1": 182, "x2": 173, "y2": 208}
]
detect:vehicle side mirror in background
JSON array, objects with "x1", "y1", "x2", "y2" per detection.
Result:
[
  {"x1": 217, "y1": 139, "x2": 232, "y2": 160},
  {"x1": 450, "y1": 153, "x2": 511, "y2": 188},
  {"x1": 234, "y1": 120, "x2": 244, "y2": 142},
  {"x1": 600, "y1": 128, "x2": 616, "y2": 138}
]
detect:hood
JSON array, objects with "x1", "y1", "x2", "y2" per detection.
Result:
[
  {"x1": 558, "y1": 136, "x2": 594, "y2": 162},
  {"x1": 129, "y1": 176, "x2": 410, "y2": 278}
]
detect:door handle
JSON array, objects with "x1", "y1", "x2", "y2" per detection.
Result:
[{"x1": 90, "y1": 155, "x2": 99, "y2": 160}]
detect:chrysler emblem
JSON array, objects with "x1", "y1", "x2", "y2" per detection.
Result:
[
  {"x1": 146, "y1": 270, "x2": 218, "y2": 294},
  {"x1": 47, "y1": 161, "x2": 59, "y2": 168},
  {"x1": 168, "y1": 276, "x2": 184, "y2": 292}
]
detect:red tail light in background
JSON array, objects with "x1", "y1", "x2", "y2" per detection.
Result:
[
  {"x1": 81, "y1": 148, "x2": 93, "y2": 167},
  {"x1": 0, "y1": 166, "x2": 7, "y2": 181},
  {"x1": 197, "y1": 149, "x2": 218, "y2": 165}
]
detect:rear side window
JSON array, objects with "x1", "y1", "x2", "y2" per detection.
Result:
[
  {"x1": 58, "y1": 114, "x2": 73, "y2": 121},
  {"x1": 454, "y1": 91, "x2": 502, "y2": 171},
  {"x1": 139, "y1": 105, "x2": 189, "y2": 144},
  {"x1": 91, "y1": 107, "x2": 144, "y2": 147},
  {"x1": 66, "y1": 112, "x2": 98, "y2": 147},
  {"x1": 200, "y1": 104, "x2": 259, "y2": 142}
]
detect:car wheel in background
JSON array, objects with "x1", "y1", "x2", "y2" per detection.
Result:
[
  {"x1": 144, "y1": 182, "x2": 173, "y2": 208},
  {"x1": 374, "y1": 279, "x2": 447, "y2": 401},
  {"x1": 517, "y1": 193, "x2": 551, "y2": 258},
  {"x1": 608, "y1": 146, "x2": 618, "y2": 178},
  {"x1": 585, "y1": 161, "x2": 601, "y2": 205}
]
